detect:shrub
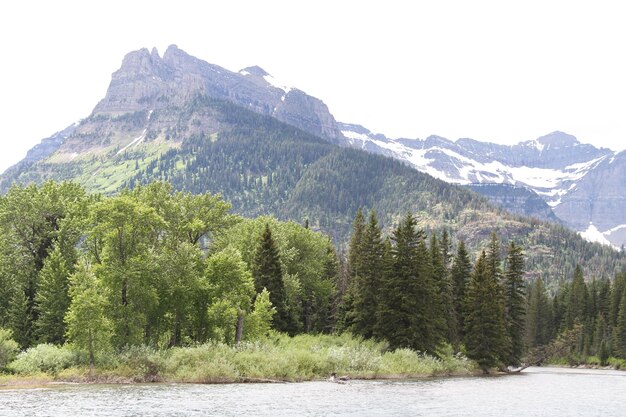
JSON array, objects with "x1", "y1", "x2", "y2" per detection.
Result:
[
  {"x1": 0, "y1": 328, "x2": 19, "y2": 370},
  {"x1": 9, "y1": 344, "x2": 77, "y2": 375}
]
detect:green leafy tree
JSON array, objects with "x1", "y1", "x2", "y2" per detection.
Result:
[
  {"x1": 464, "y1": 250, "x2": 508, "y2": 372},
  {"x1": 65, "y1": 261, "x2": 113, "y2": 367},
  {"x1": 205, "y1": 247, "x2": 255, "y2": 344},
  {"x1": 244, "y1": 288, "x2": 275, "y2": 341}
]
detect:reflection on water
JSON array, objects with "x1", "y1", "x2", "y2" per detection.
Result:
[{"x1": 1, "y1": 367, "x2": 625, "y2": 417}]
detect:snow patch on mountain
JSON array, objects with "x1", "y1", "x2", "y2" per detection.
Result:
[
  {"x1": 339, "y1": 126, "x2": 609, "y2": 209},
  {"x1": 579, "y1": 223, "x2": 616, "y2": 248}
]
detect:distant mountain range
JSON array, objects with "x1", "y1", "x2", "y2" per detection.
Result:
[
  {"x1": 0, "y1": 45, "x2": 624, "y2": 277},
  {"x1": 337, "y1": 125, "x2": 626, "y2": 248}
]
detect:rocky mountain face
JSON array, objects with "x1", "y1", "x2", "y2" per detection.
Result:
[
  {"x1": 338, "y1": 123, "x2": 625, "y2": 248},
  {"x1": 2, "y1": 45, "x2": 625, "y2": 252},
  {"x1": 94, "y1": 45, "x2": 343, "y2": 143}
]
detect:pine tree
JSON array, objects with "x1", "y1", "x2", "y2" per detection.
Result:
[
  {"x1": 450, "y1": 240, "x2": 471, "y2": 343},
  {"x1": 525, "y1": 279, "x2": 553, "y2": 348},
  {"x1": 463, "y1": 250, "x2": 508, "y2": 372},
  {"x1": 431, "y1": 234, "x2": 454, "y2": 346},
  {"x1": 616, "y1": 289, "x2": 626, "y2": 358},
  {"x1": 349, "y1": 211, "x2": 383, "y2": 338},
  {"x1": 34, "y1": 246, "x2": 70, "y2": 344},
  {"x1": 503, "y1": 241, "x2": 526, "y2": 366},
  {"x1": 252, "y1": 224, "x2": 290, "y2": 333},
  {"x1": 565, "y1": 265, "x2": 589, "y2": 329},
  {"x1": 377, "y1": 213, "x2": 418, "y2": 349}
]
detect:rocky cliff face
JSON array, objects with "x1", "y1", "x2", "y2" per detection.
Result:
[{"x1": 93, "y1": 45, "x2": 343, "y2": 143}]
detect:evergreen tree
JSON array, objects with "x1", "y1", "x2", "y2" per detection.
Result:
[
  {"x1": 348, "y1": 211, "x2": 383, "y2": 338},
  {"x1": 565, "y1": 265, "x2": 589, "y2": 329},
  {"x1": 616, "y1": 289, "x2": 626, "y2": 357},
  {"x1": 431, "y1": 234, "x2": 454, "y2": 346},
  {"x1": 463, "y1": 250, "x2": 508, "y2": 372},
  {"x1": 450, "y1": 240, "x2": 471, "y2": 343},
  {"x1": 252, "y1": 224, "x2": 290, "y2": 333},
  {"x1": 525, "y1": 279, "x2": 554, "y2": 348},
  {"x1": 503, "y1": 241, "x2": 526, "y2": 366},
  {"x1": 34, "y1": 246, "x2": 70, "y2": 345},
  {"x1": 377, "y1": 213, "x2": 418, "y2": 349}
]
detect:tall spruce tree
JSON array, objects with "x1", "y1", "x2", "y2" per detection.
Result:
[
  {"x1": 525, "y1": 279, "x2": 554, "y2": 348},
  {"x1": 252, "y1": 224, "x2": 290, "y2": 333},
  {"x1": 503, "y1": 241, "x2": 526, "y2": 366},
  {"x1": 616, "y1": 289, "x2": 626, "y2": 357},
  {"x1": 377, "y1": 213, "x2": 418, "y2": 349},
  {"x1": 431, "y1": 234, "x2": 454, "y2": 346},
  {"x1": 450, "y1": 240, "x2": 471, "y2": 344},
  {"x1": 348, "y1": 211, "x2": 383, "y2": 338},
  {"x1": 463, "y1": 250, "x2": 508, "y2": 372}
]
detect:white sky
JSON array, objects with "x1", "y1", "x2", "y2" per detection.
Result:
[{"x1": 1, "y1": 0, "x2": 625, "y2": 173}]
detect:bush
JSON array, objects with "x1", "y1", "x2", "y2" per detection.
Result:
[
  {"x1": 9, "y1": 344, "x2": 77, "y2": 375},
  {"x1": 0, "y1": 328, "x2": 19, "y2": 370},
  {"x1": 117, "y1": 345, "x2": 164, "y2": 382}
]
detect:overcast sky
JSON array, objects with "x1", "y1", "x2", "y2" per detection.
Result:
[{"x1": 1, "y1": 0, "x2": 625, "y2": 173}]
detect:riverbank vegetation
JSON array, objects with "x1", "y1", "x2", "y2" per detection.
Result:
[{"x1": 0, "y1": 181, "x2": 625, "y2": 383}]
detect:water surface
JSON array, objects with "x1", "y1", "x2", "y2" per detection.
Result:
[{"x1": 1, "y1": 367, "x2": 624, "y2": 416}]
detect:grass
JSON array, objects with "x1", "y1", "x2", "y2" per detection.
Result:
[{"x1": 0, "y1": 333, "x2": 477, "y2": 386}]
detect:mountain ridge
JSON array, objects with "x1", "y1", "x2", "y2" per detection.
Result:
[{"x1": 2, "y1": 45, "x2": 625, "y2": 254}]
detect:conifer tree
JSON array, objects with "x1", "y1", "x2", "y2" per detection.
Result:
[
  {"x1": 525, "y1": 279, "x2": 554, "y2": 348},
  {"x1": 565, "y1": 265, "x2": 589, "y2": 329},
  {"x1": 503, "y1": 241, "x2": 526, "y2": 366},
  {"x1": 349, "y1": 211, "x2": 383, "y2": 338},
  {"x1": 34, "y1": 246, "x2": 70, "y2": 345},
  {"x1": 450, "y1": 240, "x2": 471, "y2": 342},
  {"x1": 431, "y1": 234, "x2": 454, "y2": 346},
  {"x1": 252, "y1": 224, "x2": 290, "y2": 333},
  {"x1": 377, "y1": 213, "x2": 418, "y2": 349},
  {"x1": 463, "y1": 250, "x2": 508, "y2": 372},
  {"x1": 616, "y1": 289, "x2": 626, "y2": 357}
]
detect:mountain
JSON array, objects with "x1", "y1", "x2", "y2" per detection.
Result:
[
  {"x1": 0, "y1": 45, "x2": 624, "y2": 283},
  {"x1": 338, "y1": 124, "x2": 626, "y2": 248}
]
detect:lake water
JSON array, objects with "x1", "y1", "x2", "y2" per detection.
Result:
[{"x1": 1, "y1": 367, "x2": 625, "y2": 416}]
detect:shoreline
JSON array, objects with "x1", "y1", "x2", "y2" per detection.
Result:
[{"x1": 0, "y1": 369, "x2": 482, "y2": 390}]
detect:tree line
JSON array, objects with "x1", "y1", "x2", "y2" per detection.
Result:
[{"x1": 0, "y1": 181, "x2": 625, "y2": 371}]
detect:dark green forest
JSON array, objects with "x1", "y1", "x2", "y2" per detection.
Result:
[{"x1": 1, "y1": 181, "x2": 625, "y2": 374}]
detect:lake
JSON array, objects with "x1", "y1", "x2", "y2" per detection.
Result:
[{"x1": 1, "y1": 367, "x2": 625, "y2": 416}]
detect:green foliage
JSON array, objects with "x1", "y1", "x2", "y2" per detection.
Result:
[
  {"x1": 34, "y1": 246, "x2": 70, "y2": 344},
  {"x1": 463, "y1": 250, "x2": 509, "y2": 372},
  {"x1": 65, "y1": 261, "x2": 113, "y2": 366},
  {"x1": 0, "y1": 328, "x2": 19, "y2": 369},
  {"x1": 244, "y1": 289, "x2": 275, "y2": 341},
  {"x1": 9, "y1": 343, "x2": 77, "y2": 375},
  {"x1": 503, "y1": 241, "x2": 526, "y2": 366}
]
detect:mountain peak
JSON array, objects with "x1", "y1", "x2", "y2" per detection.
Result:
[
  {"x1": 239, "y1": 66, "x2": 269, "y2": 77},
  {"x1": 536, "y1": 131, "x2": 579, "y2": 148}
]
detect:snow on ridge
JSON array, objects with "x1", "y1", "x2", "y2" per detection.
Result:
[
  {"x1": 263, "y1": 74, "x2": 292, "y2": 94},
  {"x1": 605, "y1": 224, "x2": 626, "y2": 236},
  {"x1": 341, "y1": 130, "x2": 371, "y2": 142},
  {"x1": 579, "y1": 223, "x2": 616, "y2": 248},
  {"x1": 239, "y1": 70, "x2": 250, "y2": 76}
]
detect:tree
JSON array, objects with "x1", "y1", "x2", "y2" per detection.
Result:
[
  {"x1": 503, "y1": 241, "x2": 526, "y2": 366},
  {"x1": 252, "y1": 224, "x2": 290, "y2": 333},
  {"x1": 34, "y1": 246, "x2": 70, "y2": 344},
  {"x1": 65, "y1": 261, "x2": 113, "y2": 368},
  {"x1": 205, "y1": 248, "x2": 256, "y2": 344},
  {"x1": 525, "y1": 279, "x2": 554, "y2": 348},
  {"x1": 450, "y1": 240, "x2": 471, "y2": 344},
  {"x1": 347, "y1": 210, "x2": 382, "y2": 338},
  {"x1": 616, "y1": 289, "x2": 626, "y2": 357},
  {"x1": 463, "y1": 250, "x2": 508, "y2": 372}
]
